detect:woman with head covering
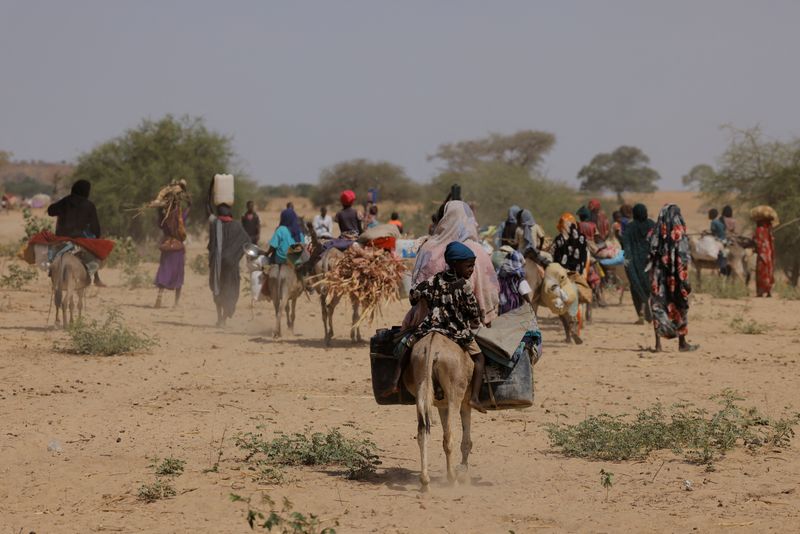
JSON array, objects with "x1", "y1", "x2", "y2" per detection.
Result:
[
  {"x1": 622, "y1": 203, "x2": 655, "y2": 323},
  {"x1": 208, "y1": 203, "x2": 252, "y2": 327},
  {"x1": 647, "y1": 204, "x2": 697, "y2": 352},
  {"x1": 515, "y1": 209, "x2": 548, "y2": 262},
  {"x1": 334, "y1": 190, "x2": 362, "y2": 237},
  {"x1": 553, "y1": 213, "x2": 588, "y2": 273},
  {"x1": 411, "y1": 200, "x2": 500, "y2": 325},
  {"x1": 267, "y1": 208, "x2": 304, "y2": 265},
  {"x1": 154, "y1": 200, "x2": 190, "y2": 308},
  {"x1": 588, "y1": 199, "x2": 611, "y2": 240},
  {"x1": 495, "y1": 205, "x2": 521, "y2": 249},
  {"x1": 753, "y1": 213, "x2": 776, "y2": 297}
]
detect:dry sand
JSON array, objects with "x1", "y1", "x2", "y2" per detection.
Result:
[{"x1": 1, "y1": 195, "x2": 798, "y2": 533}]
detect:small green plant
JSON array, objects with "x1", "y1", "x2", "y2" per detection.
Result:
[
  {"x1": 21, "y1": 207, "x2": 53, "y2": 241},
  {"x1": 729, "y1": 317, "x2": 769, "y2": 335},
  {"x1": 545, "y1": 390, "x2": 798, "y2": 466},
  {"x1": 0, "y1": 242, "x2": 20, "y2": 258},
  {"x1": 230, "y1": 493, "x2": 338, "y2": 533},
  {"x1": 137, "y1": 479, "x2": 176, "y2": 503},
  {"x1": 150, "y1": 457, "x2": 186, "y2": 477},
  {"x1": 191, "y1": 253, "x2": 209, "y2": 275},
  {"x1": 696, "y1": 276, "x2": 749, "y2": 299},
  {"x1": 0, "y1": 263, "x2": 38, "y2": 289},
  {"x1": 61, "y1": 309, "x2": 157, "y2": 356},
  {"x1": 599, "y1": 469, "x2": 614, "y2": 501},
  {"x1": 234, "y1": 427, "x2": 380, "y2": 481}
]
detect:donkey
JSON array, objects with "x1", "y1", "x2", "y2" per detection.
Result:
[
  {"x1": 267, "y1": 262, "x2": 304, "y2": 338},
  {"x1": 305, "y1": 223, "x2": 363, "y2": 346},
  {"x1": 690, "y1": 235, "x2": 754, "y2": 291},
  {"x1": 50, "y1": 253, "x2": 91, "y2": 328},
  {"x1": 525, "y1": 259, "x2": 582, "y2": 344},
  {"x1": 403, "y1": 332, "x2": 474, "y2": 490}
]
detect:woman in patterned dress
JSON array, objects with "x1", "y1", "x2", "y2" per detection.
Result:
[{"x1": 647, "y1": 204, "x2": 697, "y2": 352}]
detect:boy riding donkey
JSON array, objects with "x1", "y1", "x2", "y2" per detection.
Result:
[{"x1": 381, "y1": 241, "x2": 489, "y2": 413}]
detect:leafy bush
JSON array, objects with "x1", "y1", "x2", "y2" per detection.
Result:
[
  {"x1": 776, "y1": 280, "x2": 800, "y2": 300},
  {"x1": 729, "y1": 317, "x2": 769, "y2": 335},
  {"x1": 0, "y1": 263, "x2": 38, "y2": 289},
  {"x1": 234, "y1": 427, "x2": 380, "y2": 481},
  {"x1": 21, "y1": 207, "x2": 53, "y2": 241},
  {"x1": 61, "y1": 309, "x2": 156, "y2": 356},
  {"x1": 426, "y1": 162, "x2": 578, "y2": 236},
  {"x1": 105, "y1": 236, "x2": 140, "y2": 269},
  {"x1": 312, "y1": 159, "x2": 420, "y2": 208},
  {"x1": 545, "y1": 390, "x2": 798, "y2": 467},
  {"x1": 230, "y1": 493, "x2": 338, "y2": 534},
  {"x1": 68, "y1": 114, "x2": 254, "y2": 240},
  {"x1": 137, "y1": 480, "x2": 176, "y2": 503}
]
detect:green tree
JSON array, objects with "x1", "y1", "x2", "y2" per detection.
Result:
[
  {"x1": 68, "y1": 115, "x2": 252, "y2": 240},
  {"x1": 429, "y1": 130, "x2": 556, "y2": 174},
  {"x1": 694, "y1": 126, "x2": 800, "y2": 285},
  {"x1": 312, "y1": 159, "x2": 419, "y2": 208},
  {"x1": 577, "y1": 146, "x2": 660, "y2": 203},
  {"x1": 0, "y1": 150, "x2": 10, "y2": 169},
  {"x1": 427, "y1": 162, "x2": 577, "y2": 235},
  {"x1": 682, "y1": 164, "x2": 716, "y2": 190}
]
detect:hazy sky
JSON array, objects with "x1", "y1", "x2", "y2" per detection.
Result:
[{"x1": 2, "y1": 1, "x2": 799, "y2": 189}]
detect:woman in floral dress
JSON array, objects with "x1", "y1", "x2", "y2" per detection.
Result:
[{"x1": 647, "y1": 204, "x2": 697, "y2": 352}]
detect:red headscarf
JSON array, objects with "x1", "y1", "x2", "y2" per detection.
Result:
[{"x1": 340, "y1": 190, "x2": 356, "y2": 207}]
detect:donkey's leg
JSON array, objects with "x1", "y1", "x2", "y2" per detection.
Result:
[
  {"x1": 273, "y1": 296, "x2": 282, "y2": 338},
  {"x1": 441, "y1": 399, "x2": 459, "y2": 484},
  {"x1": 77, "y1": 288, "x2": 84, "y2": 321},
  {"x1": 459, "y1": 399, "x2": 473, "y2": 471},
  {"x1": 418, "y1": 403, "x2": 431, "y2": 490}
]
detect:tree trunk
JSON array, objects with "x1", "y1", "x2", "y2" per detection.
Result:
[
  {"x1": 791, "y1": 258, "x2": 800, "y2": 287},
  {"x1": 616, "y1": 191, "x2": 625, "y2": 205}
]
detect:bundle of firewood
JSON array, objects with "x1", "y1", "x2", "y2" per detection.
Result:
[
  {"x1": 130, "y1": 179, "x2": 190, "y2": 219},
  {"x1": 316, "y1": 246, "x2": 406, "y2": 326}
]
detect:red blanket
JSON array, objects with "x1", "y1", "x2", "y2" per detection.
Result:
[{"x1": 27, "y1": 231, "x2": 115, "y2": 261}]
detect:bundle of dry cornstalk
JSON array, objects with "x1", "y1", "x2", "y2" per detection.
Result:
[{"x1": 316, "y1": 245, "x2": 406, "y2": 327}]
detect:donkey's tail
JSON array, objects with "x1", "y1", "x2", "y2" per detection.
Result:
[{"x1": 415, "y1": 336, "x2": 436, "y2": 435}]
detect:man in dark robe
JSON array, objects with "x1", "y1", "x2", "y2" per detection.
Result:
[
  {"x1": 47, "y1": 179, "x2": 105, "y2": 286},
  {"x1": 208, "y1": 204, "x2": 252, "y2": 327},
  {"x1": 241, "y1": 200, "x2": 261, "y2": 244}
]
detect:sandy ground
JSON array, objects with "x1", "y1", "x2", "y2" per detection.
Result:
[{"x1": 1, "y1": 195, "x2": 799, "y2": 534}]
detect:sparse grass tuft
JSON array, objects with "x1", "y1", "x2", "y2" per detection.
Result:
[
  {"x1": 230, "y1": 493, "x2": 338, "y2": 533},
  {"x1": 191, "y1": 253, "x2": 209, "y2": 275},
  {"x1": 122, "y1": 263, "x2": 151, "y2": 290},
  {"x1": 696, "y1": 276, "x2": 749, "y2": 299},
  {"x1": 234, "y1": 427, "x2": 380, "y2": 481},
  {"x1": 545, "y1": 390, "x2": 798, "y2": 467},
  {"x1": 0, "y1": 263, "x2": 38, "y2": 289},
  {"x1": 61, "y1": 309, "x2": 157, "y2": 356},
  {"x1": 150, "y1": 457, "x2": 186, "y2": 477},
  {"x1": 729, "y1": 317, "x2": 769, "y2": 335},
  {"x1": 776, "y1": 280, "x2": 800, "y2": 300},
  {"x1": 137, "y1": 479, "x2": 176, "y2": 503}
]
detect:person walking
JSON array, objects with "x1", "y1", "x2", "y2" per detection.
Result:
[
  {"x1": 154, "y1": 201, "x2": 190, "y2": 308},
  {"x1": 241, "y1": 201, "x2": 261, "y2": 245},
  {"x1": 208, "y1": 204, "x2": 251, "y2": 327},
  {"x1": 648, "y1": 204, "x2": 697, "y2": 352},
  {"x1": 621, "y1": 203, "x2": 655, "y2": 323}
]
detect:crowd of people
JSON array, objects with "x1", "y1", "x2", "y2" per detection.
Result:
[{"x1": 40, "y1": 178, "x2": 781, "y2": 371}]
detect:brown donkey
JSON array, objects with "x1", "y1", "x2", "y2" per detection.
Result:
[{"x1": 403, "y1": 332, "x2": 474, "y2": 490}]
